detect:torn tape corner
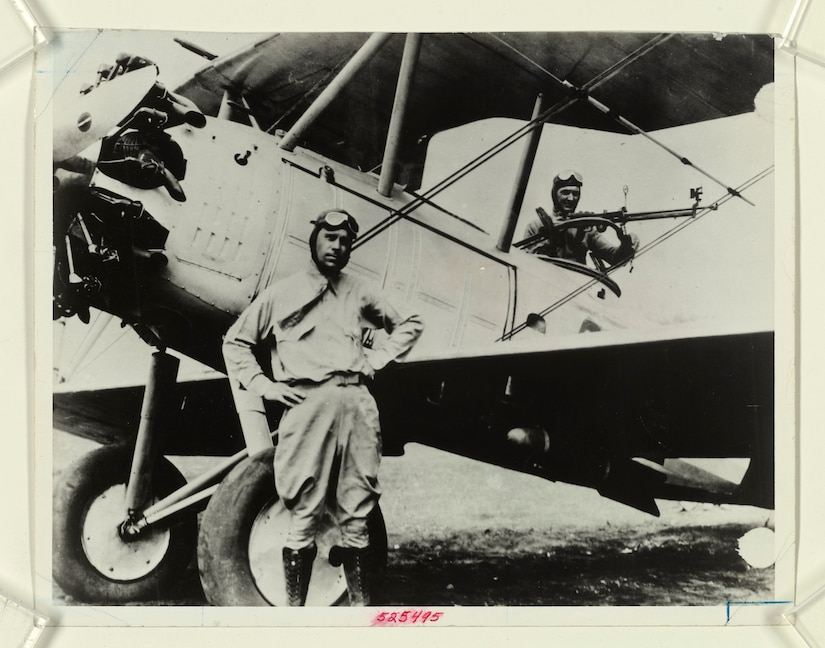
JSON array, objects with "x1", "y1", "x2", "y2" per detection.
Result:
[
  {"x1": 0, "y1": 591, "x2": 48, "y2": 648},
  {"x1": 0, "y1": 0, "x2": 51, "y2": 79},
  {"x1": 780, "y1": 0, "x2": 825, "y2": 68}
]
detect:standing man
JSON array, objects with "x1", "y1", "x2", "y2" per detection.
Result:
[
  {"x1": 523, "y1": 170, "x2": 638, "y2": 265},
  {"x1": 222, "y1": 209, "x2": 424, "y2": 606}
]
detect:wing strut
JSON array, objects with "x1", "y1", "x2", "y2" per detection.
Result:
[
  {"x1": 488, "y1": 33, "x2": 756, "y2": 207},
  {"x1": 354, "y1": 34, "x2": 674, "y2": 250},
  {"x1": 218, "y1": 88, "x2": 262, "y2": 129},
  {"x1": 378, "y1": 33, "x2": 423, "y2": 197},
  {"x1": 497, "y1": 93, "x2": 546, "y2": 253},
  {"x1": 280, "y1": 33, "x2": 393, "y2": 152},
  {"x1": 498, "y1": 165, "x2": 774, "y2": 341}
]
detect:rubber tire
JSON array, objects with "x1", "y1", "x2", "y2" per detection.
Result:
[
  {"x1": 197, "y1": 447, "x2": 388, "y2": 606},
  {"x1": 53, "y1": 445, "x2": 197, "y2": 603}
]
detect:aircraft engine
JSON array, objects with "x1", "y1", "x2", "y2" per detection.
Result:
[
  {"x1": 53, "y1": 186, "x2": 169, "y2": 325},
  {"x1": 53, "y1": 54, "x2": 207, "y2": 325},
  {"x1": 98, "y1": 125, "x2": 188, "y2": 202},
  {"x1": 95, "y1": 82, "x2": 206, "y2": 203}
]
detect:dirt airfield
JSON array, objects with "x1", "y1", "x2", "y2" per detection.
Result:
[{"x1": 52, "y1": 432, "x2": 774, "y2": 607}]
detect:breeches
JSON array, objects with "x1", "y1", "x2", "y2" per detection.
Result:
[{"x1": 274, "y1": 383, "x2": 381, "y2": 550}]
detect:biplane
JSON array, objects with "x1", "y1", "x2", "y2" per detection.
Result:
[{"x1": 50, "y1": 31, "x2": 776, "y2": 606}]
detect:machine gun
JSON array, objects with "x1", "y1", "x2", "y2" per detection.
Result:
[{"x1": 515, "y1": 186, "x2": 709, "y2": 253}]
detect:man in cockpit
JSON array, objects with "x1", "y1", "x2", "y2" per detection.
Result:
[
  {"x1": 523, "y1": 170, "x2": 638, "y2": 265},
  {"x1": 222, "y1": 209, "x2": 423, "y2": 607}
]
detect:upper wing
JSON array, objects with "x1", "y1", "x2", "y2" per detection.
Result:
[{"x1": 175, "y1": 32, "x2": 773, "y2": 179}]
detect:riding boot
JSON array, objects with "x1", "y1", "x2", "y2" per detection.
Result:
[
  {"x1": 340, "y1": 546, "x2": 372, "y2": 607},
  {"x1": 282, "y1": 545, "x2": 316, "y2": 606}
]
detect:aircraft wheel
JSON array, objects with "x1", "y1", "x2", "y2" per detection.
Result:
[
  {"x1": 197, "y1": 447, "x2": 387, "y2": 606},
  {"x1": 53, "y1": 445, "x2": 196, "y2": 603}
]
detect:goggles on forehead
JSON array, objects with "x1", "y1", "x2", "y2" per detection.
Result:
[
  {"x1": 311, "y1": 209, "x2": 360, "y2": 236},
  {"x1": 554, "y1": 170, "x2": 583, "y2": 186}
]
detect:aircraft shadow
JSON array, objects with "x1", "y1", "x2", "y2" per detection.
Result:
[
  {"x1": 379, "y1": 523, "x2": 772, "y2": 606},
  {"x1": 53, "y1": 521, "x2": 771, "y2": 607}
]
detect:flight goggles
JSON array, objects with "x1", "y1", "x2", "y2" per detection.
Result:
[
  {"x1": 311, "y1": 209, "x2": 360, "y2": 236},
  {"x1": 553, "y1": 170, "x2": 583, "y2": 186}
]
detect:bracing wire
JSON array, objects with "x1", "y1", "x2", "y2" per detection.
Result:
[
  {"x1": 489, "y1": 33, "x2": 756, "y2": 207},
  {"x1": 498, "y1": 164, "x2": 775, "y2": 341},
  {"x1": 353, "y1": 34, "x2": 675, "y2": 250},
  {"x1": 69, "y1": 320, "x2": 132, "y2": 380}
]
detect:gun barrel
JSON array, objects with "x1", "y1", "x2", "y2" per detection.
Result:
[{"x1": 607, "y1": 207, "x2": 697, "y2": 222}]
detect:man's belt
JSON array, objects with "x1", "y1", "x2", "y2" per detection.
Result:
[
  {"x1": 327, "y1": 373, "x2": 364, "y2": 386},
  {"x1": 290, "y1": 373, "x2": 364, "y2": 388}
]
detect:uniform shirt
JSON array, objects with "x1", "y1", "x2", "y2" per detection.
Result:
[
  {"x1": 523, "y1": 214, "x2": 623, "y2": 264},
  {"x1": 223, "y1": 262, "x2": 424, "y2": 397}
]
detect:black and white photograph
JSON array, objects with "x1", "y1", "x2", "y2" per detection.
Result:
[{"x1": 36, "y1": 26, "x2": 794, "y2": 627}]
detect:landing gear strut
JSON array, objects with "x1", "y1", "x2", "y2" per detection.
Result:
[{"x1": 52, "y1": 350, "x2": 198, "y2": 603}]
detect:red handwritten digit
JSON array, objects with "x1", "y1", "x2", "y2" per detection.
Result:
[{"x1": 372, "y1": 609, "x2": 443, "y2": 626}]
